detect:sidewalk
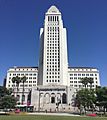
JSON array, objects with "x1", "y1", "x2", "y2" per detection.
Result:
[{"x1": 28, "y1": 112, "x2": 80, "y2": 116}]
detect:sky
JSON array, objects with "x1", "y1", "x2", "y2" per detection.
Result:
[{"x1": 0, "y1": 0, "x2": 107, "y2": 86}]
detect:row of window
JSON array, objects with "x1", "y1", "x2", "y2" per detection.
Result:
[
  {"x1": 9, "y1": 73, "x2": 37, "y2": 76},
  {"x1": 47, "y1": 72, "x2": 60, "y2": 75},
  {"x1": 14, "y1": 68, "x2": 37, "y2": 71},
  {"x1": 47, "y1": 47, "x2": 59, "y2": 49},
  {"x1": 47, "y1": 53, "x2": 60, "y2": 56},
  {"x1": 9, "y1": 77, "x2": 37, "y2": 80},
  {"x1": 47, "y1": 38, "x2": 59, "y2": 40},
  {"x1": 9, "y1": 80, "x2": 37, "y2": 84},
  {"x1": 46, "y1": 62, "x2": 60, "y2": 65},
  {"x1": 69, "y1": 68, "x2": 97, "y2": 72},
  {"x1": 47, "y1": 66, "x2": 60, "y2": 68},
  {"x1": 47, "y1": 76, "x2": 60, "y2": 78},
  {"x1": 47, "y1": 59, "x2": 60, "y2": 62},
  {"x1": 47, "y1": 68, "x2": 60, "y2": 71},
  {"x1": 70, "y1": 81, "x2": 98, "y2": 84},
  {"x1": 8, "y1": 84, "x2": 37, "y2": 87},
  {"x1": 70, "y1": 85, "x2": 96, "y2": 88},
  {"x1": 46, "y1": 80, "x2": 60, "y2": 82},
  {"x1": 47, "y1": 44, "x2": 59, "y2": 46},
  {"x1": 70, "y1": 77, "x2": 97, "y2": 80},
  {"x1": 47, "y1": 32, "x2": 59, "y2": 35},
  {"x1": 47, "y1": 23, "x2": 59, "y2": 25},
  {"x1": 47, "y1": 34, "x2": 59, "y2": 37},
  {"x1": 69, "y1": 73, "x2": 97, "y2": 76},
  {"x1": 47, "y1": 26, "x2": 59, "y2": 31},
  {"x1": 47, "y1": 40, "x2": 59, "y2": 43},
  {"x1": 47, "y1": 50, "x2": 59, "y2": 52}
]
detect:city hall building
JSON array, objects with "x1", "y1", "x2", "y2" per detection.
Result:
[{"x1": 5, "y1": 6, "x2": 100, "y2": 111}]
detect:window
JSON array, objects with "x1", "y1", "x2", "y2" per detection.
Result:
[
  {"x1": 74, "y1": 81, "x2": 77, "y2": 83},
  {"x1": 70, "y1": 74, "x2": 73, "y2": 76},
  {"x1": 22, "y1": 95, "x2": 25, "y2": 101},
  {"x1": 62, "y1": 93, "x2": 67, "y2": 104},
  {"x1": 90, "y1": 74, "x2": 93, "y2": 76},
  {"x1": 78, "y1": 74, "x2": 81, "y2": 76},
  {"x1": 95, "y1": 74, "x2": 97, "y2": 76},
  {"x1": 82, "y1": 74, "x2": 85, "y2": 76},
  {"x1": 86, "y1": 74, "x2": 89, "y2": 76},
  {"x1": 33, "y1": 81, "x2": 36, "y2": 83},
  {"x1": 29, "y1": 81, "x2": 32, "y2": 83},
  {"x1": 74, "y1": 74, "x2": 77, "y2": 76},
  {"x1": 51, "y1": 97, "x2": 55, "y2": 103}
]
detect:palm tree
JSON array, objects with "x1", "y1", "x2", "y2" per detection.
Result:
[
  {"x1": 12, "y1": 76, "x2": 21, "y2": 103},
  {"x1": 12, "y1": 77, "x2": 16, "y2": 96},
  {"x1": 80, "y1": 77, "x2": 89, "y2": 88},
  {"x1": 21, "y1": 76, "x2": 27, "y2": 105},
  {"x1": 88, "y1": 77, "x2": 94, "y2": 89},
  {"x1": 15, "y1": 76, "x2": 21, "y2": 96}
]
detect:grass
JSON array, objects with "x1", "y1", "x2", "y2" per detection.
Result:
[{"x1": 0, "y1": 115, "x2": 107, "y2": 120}]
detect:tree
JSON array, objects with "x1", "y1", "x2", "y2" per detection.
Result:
[
  {"x1": 80, "y1": 77, "x2": 94, "y2": 89},
  {"x1": 0, "y1": 86, "x2": 16, "y2": 109},
  {"x1": 80, "y1": 77, "x2": 89, "y2": 88},
  {"x1": 12, "y1": 76, "x2": 21, "y2": 96},
  {"x1": 12, "y1": 77, "x2": 16, "y2": 95},
  {"x1": 88, "y1": 77, "x2": 94, "y2": 89},
  {"x1": 75, "y1": 88, "x2": 96, "y2": 114},
  {"x1": 0, "y1": 86, "x2": 12, "y2": 98},
  {"x1": 21, "y1": 76, "x2": 27, "y2": 105},
  {"x1": 96, "y1": 86, "x2": 107, "y2": 114},
  {"x1": 0, "y1": 95, "x2": 16, "y2": 110},
  {"x1": 15, "y1": 76, "x2": 21, "y2": 95}
]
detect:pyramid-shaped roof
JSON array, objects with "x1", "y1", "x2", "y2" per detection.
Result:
[{"x1": 47, "y1": 5, "x2": 60, "y2": 14}]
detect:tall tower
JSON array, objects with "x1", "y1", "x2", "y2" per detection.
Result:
[{"x1": 38, "y1": 5, "x2": 68, "y2": 86}]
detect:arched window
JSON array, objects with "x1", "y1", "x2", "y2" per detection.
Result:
[
  {"x1": 62, "y1": 93, "x2": 67, "y2": 104},
  {"x1": 51, "y1": 96, "x2": 55, "y2": 103},
  {"x1": 44, "y1": 93, "x2": 50, "y2": 104},
  {"x1": 17, "y1": 95, "x2": 20, "y2": 101},
  {"x1": 51, "y1": 93, "x2": 55, "y2": 103},
  {"x1": 22, "y1": 95, "x2": 25, "y2": 101}
]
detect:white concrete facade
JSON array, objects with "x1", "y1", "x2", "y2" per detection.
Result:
[
  {"x1": 38, "y1": 6, "x2": 68, "y2": 86},
  {"x1": 6, "y1": 67, "x2": 38, "y2": 104},
  {"x1": 68, "y1": 67, "x2": 100, "y2": 89},
  {"x1": 31, "y1": 85, "x2": 76, "y2": 112},
  {"x1": 5, "y1": 66, "x2": 100, "y2": 107}
]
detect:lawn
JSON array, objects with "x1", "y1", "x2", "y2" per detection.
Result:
[{"x1": 0, "y1": 115, "x2": 106, "y2": 120}]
